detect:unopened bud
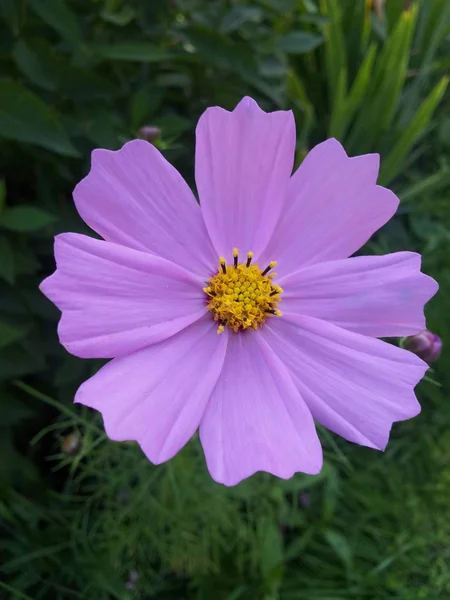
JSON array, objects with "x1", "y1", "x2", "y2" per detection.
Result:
[
  {"x1": 61, "y1": 432, "x2": 80, "y2": 455},
  {"x1": 137, "y1": 125, "x2": 161, "y2": 143},
  {"x1": 403, "y1": 330, "x2": 442, "y2": 365},
  {"x1": 125, "y1": 569, "x2": 138, "y2": 590},
  {"x1": 298, "y1": 491, "x2": 310, "y2": 508}
]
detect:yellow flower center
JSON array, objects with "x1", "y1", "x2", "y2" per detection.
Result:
[{"x1": 203, "y1": 248, "x2": 283, "y2": 334}]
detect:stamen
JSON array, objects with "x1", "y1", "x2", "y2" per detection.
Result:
[
  {"x1": 205, "y1": 252, "x2": 283, "y2": 333},
  {"x1": 270, "y1": 285, "x2": 283, "y2": 296},
  {"x1": 233, "y1": 248, "x2": 239, "y2": 268},
  {"x1": 203, "y1": 288, "x2": 216, "y2": 298},
  {"x1": 266, "y1": 309, "x2": 283, "y2": 316},
  {"x1": 262, "y1": 261, "x2": 277, "y2": 276},
  {"x1": 219, "y1": 257, "x2": 227, "y2": 274}
]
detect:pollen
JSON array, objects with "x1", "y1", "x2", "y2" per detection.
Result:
[{"x1": 203, "y1": 250, "x2": 283, "y2": 334}]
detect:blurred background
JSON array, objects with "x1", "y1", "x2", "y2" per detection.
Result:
[{"x1": 1, "y1": 0, "x2": 450, "y2": 598}]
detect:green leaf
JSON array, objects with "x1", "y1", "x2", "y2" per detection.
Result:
[
  {"x1": 129, "y1": 86, "x2": 163, "y2": 132},
  {"x1": 399, "y1": 168, "x2": 450, "y2": 203},
  {"x1": 12, "y1": 40, "x2": 56, "y2": 91},
  {"x1": 274, "y1": 31, "x2": 323, "y2": 54},
  {"x1": 347, "y1": 6, "x2": 418, "y2": 152},
  {"x1": 438, "y1": 116, "x2": 450, "y2": 149},
  {"x1": 324, "y1": 530, "x2": 353, "y2": 568},
  {"x1": 321, "y1": 0, "x2": 347, "y2": 101},
  {"x1": 186, "y1": 25, "x2": 258, "y2": 80},
  {"x1": 286, "y1": 69, "x2": 315, "y2": 146},
  {"x1": 258, "y1": 519, "x2": 284, "y2": 577},
  {"x1": 153, "y1": 115, "x2": 192, "y2": 138},
  {"x1": 220, "y1": 6, "x2": 262, "y2": 33},
  {"x1": 0, "y1": 206, "x2": 56, "y2": 232},
  {"x1": 0, "y1": 80, "x2": 79, "y2": 156},
  {"x1": 0, "y1": 235, "x2": 14, "y2": 284},
  {"x1": 27, "y1": 0, "x2": 82, "y2": 44},
  {"x1": 298, "y1": 13, "x2": 331, "y2": 25},
  {"x1": 328, "y1": 42, "x2": 377, "y2": 139},
  {"x1": 80, "y1": 108, "x2": 124, "y2": 149},
  {"x1": 400, "y1": 0, "x2": 450, "y2": 126},
  {"x1": 100, "y1": 5, "x2": 135, "y2": 26},
  {"x1": 258, "y1": 0, "x2": 298, "y2": 12},
  {"x1": 379, "y1": 76, "x2": 448, "y2": 186},
  {"x1": 93, "y1": 42, "x2": 172, "y2": 62}
]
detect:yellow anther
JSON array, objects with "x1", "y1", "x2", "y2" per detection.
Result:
[
  {"x1": 232, "y1": 248, "x2": 239, "y2": 267},
  {"x1": 274, "y1": 309, "x2": 283, "y2": 317},
  {"x1": 204, "y1": 254, "x2": 283, "y2": 333},
  {"x1": 261, "y1": 261, "x2": 277, "y2": 276}
]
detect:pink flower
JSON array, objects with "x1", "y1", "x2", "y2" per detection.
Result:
[{"x1": 40, "y1": 97, "x2": 438, "y2": 486}]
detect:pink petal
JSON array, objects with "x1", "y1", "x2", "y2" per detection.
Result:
[
  {"x1": 73, "y1": 139, "x2": 216, "y2": 276},
  {"x1": 195, "y1": 97, "x2": 296, "y2": 261},
  {"x1": 40, "y1": 233, "x2": 207, "y2": 358},
  {"x1": 75, "y1": 316, "x2": 227, "y2": 464},
  {"x1": 262, "y1": 315, "x2": 427, "y2": 451},
  {"x1": 200, "y1": 330, "x2": 322, "y2": 486},
  {"x1": 259, "y1": 139, "x2": 399, "y2": 274},
  {"x1": 279, "y1": 252, "x2": 438, "y2": 337}
]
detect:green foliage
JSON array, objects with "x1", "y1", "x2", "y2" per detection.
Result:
[{"x1": 1, "y1": 0, "x2": 450, "y2": 598}]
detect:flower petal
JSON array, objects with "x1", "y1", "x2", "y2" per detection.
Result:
[
  {"x1": 40, "y1": 233, "x2": 207, "y2": 358},
  {"x1": 195, "y1": 97, "x2": 296, "y2": 260},
  {"x1": 259, "y1": 139, "x2": 399, "y2": 274},
  {"x1": 279, "y1": 252, "x2": 438, "y2": 337},
  {"x1": 199, "y1": 330, "x2": 322, "y2": 486},
  {"x1": 262, "y1": 315, "x2": 427, "y2": 451},
  {"x1": 73, "y1": 139, "x2": 216, "y2": 276},
  {"x1": 75, "y1": 316, "x2": 227, "y2": 464}
]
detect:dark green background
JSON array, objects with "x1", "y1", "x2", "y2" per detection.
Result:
[{"x1": 1, "y1": 1, "x2": 450, "y2": 598}]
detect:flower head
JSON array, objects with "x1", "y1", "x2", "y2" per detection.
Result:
[{"x1": 40, "y1": 97, "x2": 438, "y2": 486}]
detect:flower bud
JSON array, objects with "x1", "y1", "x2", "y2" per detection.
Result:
[
  {"x1": 137, "y1": 125, "x2": 161, "y2": 143},
  {"x1": 125, "y1": 569, "x2": 138, "y2": 590},
  {"x1": 298, "y1": 491, "x2": 310, "y2": 508},
  {"x1": 61, "y1": 432, "x2": 81, "y2": 455},
  {"x1": 403, "y1": 330, "x2": 442, "y2": 364}
]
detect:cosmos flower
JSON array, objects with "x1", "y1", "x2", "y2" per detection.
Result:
[{"x1": 40, "y1": 97, "x2": 438, "y2": 486}]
